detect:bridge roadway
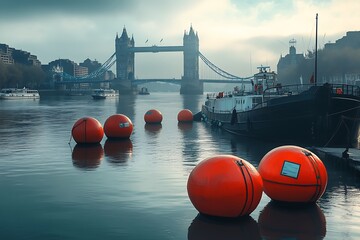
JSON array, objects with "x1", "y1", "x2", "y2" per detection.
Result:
[
  {"x1": 55, "y1": 78, "x2": 252, "y2": 85},
  {"x1": 127, "y1": 46, "x2": 184, "y2": 53},
  {"x1": 133, "y1": 79, "x2": 252, "y2": 85}
]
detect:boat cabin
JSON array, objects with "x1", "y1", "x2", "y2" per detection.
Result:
[
  {"x1": 253, "y1": 66, "x2": 277, "y2": 94},
  {"x1": 205, "y1": 92, "x2": 263, "y2": 113},
  {"x1": 204, "y1": 66, "x2": 278, "y2": 114}
]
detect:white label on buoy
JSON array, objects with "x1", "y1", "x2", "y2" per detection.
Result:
[
  {"x1": 281, "y1": 161, "x2": 300, "y2": 179},
  {"x1": 119, "y1": 122, "x2": 130, "y2": 128}
]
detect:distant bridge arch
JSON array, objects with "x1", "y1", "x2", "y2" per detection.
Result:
[{"x1": 114, "y1": 26, "x2": 202, "y2": 94}]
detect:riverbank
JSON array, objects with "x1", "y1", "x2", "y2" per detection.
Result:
[{"x1": 310, "y1": 147, "x2": 360, "y2": 174}]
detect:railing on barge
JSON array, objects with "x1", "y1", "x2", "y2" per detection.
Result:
[
  {"x1": 329, "y1": 84, "x2": 360, "y2": 96},
  {"x1": 258, "y1": 83, "x2": 360, "y2": 109},
  {"x1": 263, "y1": 83, "x2": 360, "y2": 101}
]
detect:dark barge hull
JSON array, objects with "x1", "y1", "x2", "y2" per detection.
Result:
[{"x1": 202, "y1": 84, "x2": 360, "y2": 147}]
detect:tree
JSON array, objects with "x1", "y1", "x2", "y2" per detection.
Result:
[
  {"x1": 0, "y1": 62, "x2": 46, "y2": 89},
  {"x1": 6, "y1": 64, "x2": 22, "y2": 87},
  {"x1": 0, "y1": 62, "x2": 6, "y2": 87}
]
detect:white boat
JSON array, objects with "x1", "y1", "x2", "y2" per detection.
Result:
[
  {"x1": 92, "y1": 89, "x2": 119, "y2": 99},
  {"x1": 0, "y1": 87, "x2": 40, "y2": 100}
]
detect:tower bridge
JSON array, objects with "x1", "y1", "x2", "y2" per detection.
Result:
[
  {"x1": 114, "y1": 26, "x2": 202, "y2": 94},
  {"x1": 54, "y1": 26, "x2": 253, "y2": 94}
]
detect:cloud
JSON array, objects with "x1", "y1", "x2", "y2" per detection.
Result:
[
  {"x1": 0, "y1": 0, "x2": 137, "y2": 19},
  {"x1": 1, "y1": 0, "x2": 359, "y2": 78}
]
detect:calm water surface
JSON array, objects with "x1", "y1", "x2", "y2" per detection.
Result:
[{"x1": 0, "y1": 93, "x2": 360, "y2": 240}]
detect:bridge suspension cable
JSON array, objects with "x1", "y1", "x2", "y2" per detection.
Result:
[
  {"x1": 54, "y1": 52, "x2": 116, "y2": 81},
  {"x1": 55, "y1": 50, "x2": 253, "y2": 83},
  {"x1": 198, "y1": 52, "x2": 253, "y2": 80}
]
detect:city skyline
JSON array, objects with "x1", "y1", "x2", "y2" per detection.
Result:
[{"x1": 1, "y1": 0, "x2": 359, "y2": 79}]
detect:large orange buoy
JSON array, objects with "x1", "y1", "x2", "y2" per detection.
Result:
[
  {"x1": 258, "y1": 145, "x2": 328, "y2": 203},
  {"x1": 104, "y1": 114, "x2": 133, "y2": 139},
  {"x1": 144, "y1": 109, "x2": 163, "y2": 124},
  {"x1": 71, "y1": 117, "x2": 104, "y2": 144},
  {"x1": 187, "y1": 155, "x2": 263, "y2": 218},
  {"x1": 178, "y1": 109, "x2": 193, "y2": 122}
]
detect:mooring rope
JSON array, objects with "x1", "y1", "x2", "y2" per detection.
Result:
[
  {"x1": 68, "y1": 118, "x2": 87, "y2": 144},
  {"x1": 327, "y1": 105, "x2": 360, "y2": 117},
  {"x1": 323, "y1": 118, "x2": 345, "y2": 147}
]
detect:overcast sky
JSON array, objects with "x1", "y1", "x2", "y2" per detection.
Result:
[{"x1": 1, "y1": 0, "x2": 359, "y2": 78}]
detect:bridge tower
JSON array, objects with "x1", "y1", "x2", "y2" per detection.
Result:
[
  {"x1": 181, "y1": 26, "x2": 203, "y2": 94},
  {"x1": 114, "y1": 27, "x2": 136, "y2": 93}
]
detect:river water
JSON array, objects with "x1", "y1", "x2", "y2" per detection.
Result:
[{"x1": 0, "y1": 93, "x2": 360, "y2": 240}]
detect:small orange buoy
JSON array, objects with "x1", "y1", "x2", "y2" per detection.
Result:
[
  {"x1": 187, "y1": 155, "x2": 263, "y2": 218},
  {"x1": 144, "y1": 109, "x2": 163, "y2": 123},
  {"x1": 258, "y1": 145, "x2": 328, "y2": 203},
  {"x1": 178, "y1": 109, "x2": 193, "y2": 122},
  {"x1": 71, "y1": 117, "x2": 104, "y2": 144},
  {"x1": 104, "y1": 114, "x2": 133, "y2": 139}
]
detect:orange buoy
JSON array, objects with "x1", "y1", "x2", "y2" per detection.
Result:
[
  {"x1": 71, "y1": 117, "x2": 104, "y2": 144},
  {"x1": 144, "y1": 109, "x2": 163, "y2": 123},
  {"x1": 104, "y1": 114, "x2": 133, "y2": 139},
  {"x1": 258, "y1": 145, "x2": 328, "y2": 203},
  {"x1": 187, "y1": 155, "x2": 263, "y2": 217},
  {"x1": 178, "y1": 109, "x2": 193, "y2": 122}
]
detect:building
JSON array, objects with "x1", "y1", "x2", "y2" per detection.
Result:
[
  {"x1": 0, "y1": 43, "x2": 41, "y2": 66},
  {"x1": 324, "y1": 31, "x2": 360, "y2": 50},
  {"x1": 277, "y1": 31, "x2": 360, "y2": 85},
  {"x1": 80, "y1": 58, "x2": 101, "y2": 73},
  {"x1": 74, "y1": 64, "x2": 88, "y2": 77},
  {"x1": 48, "y1": 59, "x2": 88, "y2": 77},
  {"x1": 0, "y1": 44, "x2": 14, "y2": 64},
  {"x1": 321, "y1": 31, "x2": 360, "y2": 84},
  {"x1": 104, "y1": 70, "x2": 115, "y2": 80},
  {"x1": 277, "y1": 39, "x2": 306, "y2": 85}
]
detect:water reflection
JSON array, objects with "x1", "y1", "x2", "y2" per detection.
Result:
[
  {"x1": 144, "y1": 123, "x2": 162, "y2": 135},
  {"x1": 178, "y1": 122, "x2": 193, "y2": 132},
  {"x1": 181, "y1": 94, "x2": 203, "y2": 114},
  {"x1": 178, "y1": 121, "x2": 201, "y2": 168},
  {"x1": 71, "y1": 143, "x2": 104, "y2": 169},
  {"x1": 178, "y1": 95, "x2": 203, "y2": 168},
  {"x1": 116, "y1": 94, "x2": 136, "y2": 120},
  {"x1": 258, "y1": 201, "x2": 326, "y2": 240},
  {"x1": 188, "y1": 214, "x2": 261, "y2": 240},
  {"x1": 104, "y1": 139, "x2": 133, "y2": 165}
]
